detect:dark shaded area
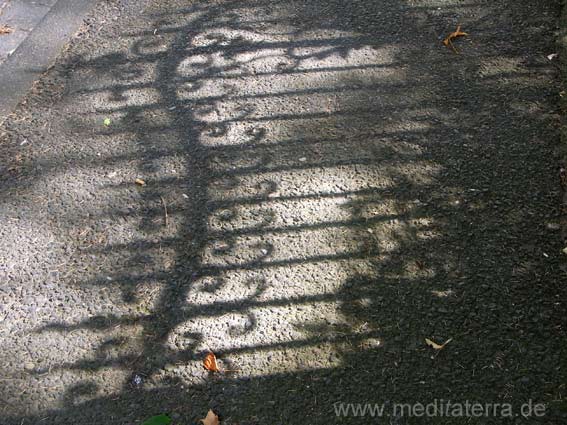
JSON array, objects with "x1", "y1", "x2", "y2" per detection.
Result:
[{"x1": 0, "y1": 0, "x2": 566, "y2": 424}]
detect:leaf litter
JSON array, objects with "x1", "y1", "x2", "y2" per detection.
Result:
[
  {"x1": 443, "y1": 25, "x2": 468, "y2": 53},
  {"x1": 425, "y1": 337, "x2": 453, "y2": 350},
  {"x1": 203, "y1": 351, "x2": 220, "y2": 372},
  {"x1": 0, "y1": 25, "x2": 13, "y2": 35},
  {"x1": 200, "y1": 410, "x2": 220, "y2": 425}
]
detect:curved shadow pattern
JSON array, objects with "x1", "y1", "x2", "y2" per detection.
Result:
[{"x1": 0, "y1": 0, "x2": 565, "y2": 424}]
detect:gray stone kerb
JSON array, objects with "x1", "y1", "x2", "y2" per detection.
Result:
[{"x1": 0, "y1": 0, "x2": 96, "y2": 124}]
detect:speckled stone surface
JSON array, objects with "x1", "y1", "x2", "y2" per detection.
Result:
[{"x1": 0, "y1": 0, "x2": 565, "y2": 424}]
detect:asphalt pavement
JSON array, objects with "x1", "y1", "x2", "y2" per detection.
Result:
[{"x1": 0, "y1": 0, "x2": 566, "y2": 424}]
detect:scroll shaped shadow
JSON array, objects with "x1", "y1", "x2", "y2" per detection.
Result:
[{"x1": 3, "y1": 0, "x2": 566, "y2": 424}]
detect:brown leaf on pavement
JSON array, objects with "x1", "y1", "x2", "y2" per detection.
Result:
[
  {"x1": 203, "y1": 352, "x2": 220, "y2": 372},
  {"x1": 200, "y1": 409, "x2": 220, "y2": 425},
  {"x1": 0, "y1": 25, "x2": 13, "y2": 35},
  {"x1": 425, "y1": 337, "x2": 452, "y2": 350},
  {"x1": 443, "y1": 25, "x2": 468, "y2": 53}
]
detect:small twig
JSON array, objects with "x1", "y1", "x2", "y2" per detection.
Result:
[{"x1": 160, "y1": 196, "x2": 168, "y2": 227}]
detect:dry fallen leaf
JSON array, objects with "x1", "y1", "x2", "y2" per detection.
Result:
[
  {"x1": 431, "y1": 289, "x2": 454, "y2": 298},
  {"x1": 547, "y1": 53, "x2": 559, "y2": 61},
  {"x1": 135, "y1": 178, "x2": 146, "y2": 186},
  {"x1": 443, "y1": 25, "x2": 468, "y2": 53},
  {"x1": 203, "y1": 352, "x2": 220, "y2": 372},
  {"x1": 200, "y1": 410, "x2": 220, "y2": 425},
  {"x1": 425, "y1": 337, "x2": 452, "y2": 350},
  {"x1": 0, "y1": 25, "x2": 13, "y2": 35}
]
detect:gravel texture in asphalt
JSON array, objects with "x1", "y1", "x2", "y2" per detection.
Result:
[{"x1": 0, "y1": 0, "x2": 566, "y2": 424}]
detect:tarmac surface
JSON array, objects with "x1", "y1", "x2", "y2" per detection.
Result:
[{"x1": 0, "y1": 0, "x2": 566, "y2": 424}]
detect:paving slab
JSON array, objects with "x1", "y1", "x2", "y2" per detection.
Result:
[
  {"x1": 0, "y1": 0, "x2": 565, "y2": 424},
  {"x1": 0, "y1": 0, "x2": 95, "y2": 123}
]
